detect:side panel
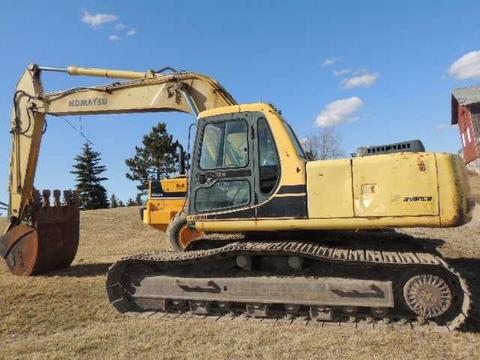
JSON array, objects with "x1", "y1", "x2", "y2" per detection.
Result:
[
  {"x1": 194, "y1": 152, "x2": 473, "y2": 231},
  {"x1": 158, "y1": 178, "x2": 188, "y2": 194},
  {"x1": 307, "y1": 159, "x2": 354, "y2": 218},
  {"x1": 437, "y1": 153, "x2": 474, "y2": 226},
  {"x1": 144, "y1": 178, "x2": 188, "y2": 230},
  {"x1": 352, "y1": 153, "x2": 439, "y2": 217},
  {"x1": 143, "y1": 198, "x2": 186, "y2": 231}
]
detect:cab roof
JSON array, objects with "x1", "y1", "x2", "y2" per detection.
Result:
[{"x1": 198, "y1": 103, "x2": 275, "y2": 119}]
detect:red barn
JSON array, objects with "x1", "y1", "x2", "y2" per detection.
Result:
[{"x1": 452, "y1": 87, "x2": 480, "y2": 170}]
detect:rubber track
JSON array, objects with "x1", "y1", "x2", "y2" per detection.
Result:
[{"x1": 107, "y1": 240, "x2": 471, "y2": 331}]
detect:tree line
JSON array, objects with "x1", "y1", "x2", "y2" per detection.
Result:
[{"x1": 71, "y1": 122, "x2": 184, "y2": 210}]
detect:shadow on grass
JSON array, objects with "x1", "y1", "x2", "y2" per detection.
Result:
[{"x1": 45, "y1": 263, "x2": 112, "y2": 278}]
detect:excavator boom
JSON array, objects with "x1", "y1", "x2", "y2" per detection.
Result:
[{"x1": 1, "y1": 63, "x2": 236, "y2": 275}]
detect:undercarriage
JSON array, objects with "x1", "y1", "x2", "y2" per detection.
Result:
[{"x1": 106, "y1": 234, "x2": 471, "y2": 331}]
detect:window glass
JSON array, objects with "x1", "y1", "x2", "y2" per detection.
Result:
[
  {"x1": 199, "y1": 123, "x2": 224, "y2": 169},
  {"x1": 284, "y1": 123, "x2": 306, "y2": 159},
  {"x1": 195, "y1": 180, "x2": 250, "y2": 212},
  {"x1": 223, "y1": 121, "x2": 248, "y2": 167},
  {"x1": 258, "y1": 118, "x2": 280, "y2": 194},
  {"x1": 199, "y1": 119, "x2": 248, "y2": 169}
]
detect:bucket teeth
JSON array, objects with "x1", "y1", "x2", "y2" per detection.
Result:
[
  {"x1": 73, "y1": 191, "x2": 80, "y2": 206},
  {"x1": 32, "y1": 190, "x2": 42, "y2": 209},
  {"x1": 42, "y1": 190, "x2": 51, "y2": 207},
  {"x1": 63, "y1": 190, "x2": 80, "y2": 207},
  {"x1": 53, "y1": 190, "x2": 61, "y2": 207},
  {"x1": 31, "y1": 189, "x2": 80, "y2": 209},
  {"x1": 64, "y1": 190, "x2": 73, "y2": 206}
]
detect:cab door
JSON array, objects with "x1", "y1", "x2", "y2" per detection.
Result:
[{"x1": 189, "y1": 113, "x2": 255, "y2": 217}]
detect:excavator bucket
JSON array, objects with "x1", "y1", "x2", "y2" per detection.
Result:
[{"x1": 0, "y1": 190, "x2": 80, "y2": 276}]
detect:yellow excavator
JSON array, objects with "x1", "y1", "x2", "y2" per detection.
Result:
[{"x1": 1, "y1": 64, "x2": 474, "y2": 329}]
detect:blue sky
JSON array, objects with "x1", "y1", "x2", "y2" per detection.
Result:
[{"x1": 1, "y1": 0, "x2": 480, "y2": 207}]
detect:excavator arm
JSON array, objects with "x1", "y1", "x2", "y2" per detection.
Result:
[{"x1": 1, "y1": 63, "x2": 236, "y2": 275}]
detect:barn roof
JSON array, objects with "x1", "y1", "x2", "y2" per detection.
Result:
[{"x1": 452, "y1": 86, "x2": 480, "y2": 124}]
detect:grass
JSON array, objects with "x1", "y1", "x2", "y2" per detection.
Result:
[{"x1": 1, "y1": 175, "x2": 480, "y2": 359}]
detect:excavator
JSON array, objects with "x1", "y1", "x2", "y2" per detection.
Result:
[{"x1": 0, "y1": 64, "x2": 474, "y2": 330}]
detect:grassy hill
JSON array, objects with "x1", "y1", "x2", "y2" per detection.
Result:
[{"x1": 1, "y1": 177, "x2": 480, "y2": 359}]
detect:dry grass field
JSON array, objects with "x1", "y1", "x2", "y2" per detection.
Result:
[{"x1": 1, "y1": 177, "x2": 480, "y2": 359}]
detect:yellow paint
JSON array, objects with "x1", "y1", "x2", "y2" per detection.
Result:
[
  {"x1": 8, "y1": 66, "x2": 45, "y2": 226},
  {"x1": 436, "y1": 153, "x2": 474, "y2": 226},
  {"x1": 192, "y1": 151, "x2": 473, "y2": 232},
  {"x1": 143, "y1": 198, "x2": 186, "y2": 228},
  {"x1": 195, "y1": 215, "x2": 441, "y2": 232},
  {"x1": 160, "y1": 177, "x2": 188, "y2": 193},
  {"x1": 143, "y1": 178, "x2": 188, "y2": 230},
  {"x1": 352, "y1": 152, "x2": 439, "y2": 217},
  {"x1": 66, "y1": 66, "x2": 154, "y2": 79},
  {"x1": 307, "y1": 159, "x2": 353, "y2": 218}
]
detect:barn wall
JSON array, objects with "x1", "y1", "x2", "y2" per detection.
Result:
[{"x1": 458, "y1": 105, "x2": 479, "y2": 163}]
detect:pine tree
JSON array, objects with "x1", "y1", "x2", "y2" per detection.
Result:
[
  {"x1": 135, "y1": 193, "x2": 144, "y2": 206},
  {"x1": 126, "y1": 122, "x2": 185, "y2": 195},
  {"x1": 110, "y1": 193, "x2": 119, "y2": 208},
  {"x1": 71, "y1": 143, "x2": 110, "y2": 210},
  {"x1": 118, "y1": 200, "x2": 125, "y2": 207},
  {"x1": 126, "y1": 198, "x2": 136, "y2": 207}
]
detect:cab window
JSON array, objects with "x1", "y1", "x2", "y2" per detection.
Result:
[
  {"x1": 199, "y1": 119, "x2": 248, "y2": 169},
  {"x1": 258, "y1": 118, "x2": 280, "y2": 194},
  {"x1": 195, "y1": 180, "x2": 250, "y2": 212},
  {"x1": 284, "y1": 122, "x2": 306, "y2": 159}
]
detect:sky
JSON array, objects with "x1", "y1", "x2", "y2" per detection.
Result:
[{"x1": 1, "y1": 0, "x2": 480, "y2": 208}]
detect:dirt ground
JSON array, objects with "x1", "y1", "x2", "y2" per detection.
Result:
[{"x1": 1, "y1": 179, "x2": 480, "y2": 359}]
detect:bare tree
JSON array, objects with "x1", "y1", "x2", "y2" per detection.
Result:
[{"x1": 301, "y1": 127, "x2": 345, "y2": 160}]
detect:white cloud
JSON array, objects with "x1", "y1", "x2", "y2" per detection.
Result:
[
  {"x1": 108, "y1": 34, "x2": 120, "y2": 41},
  {"x1": 449, "y1": 50, "x2": 480, "y2": 80},
  {"x1": 340, "y1": 73, "x2": 379, "y2": 89},
  {"x1": 127, "y1": 29, "x2": 137, "y2": 36},
  {"x1": 353, "y1": 68, "x2": 369, "y2": 75},
  {"x1": 333, "y1": 69, "x2": 352, "y2": 77},
  {"x1": 82, "y1": 10, "x2": 118, "y2": 28},
  {"x1": 315, "y1": 97, "x2": 364, "y2": 127},
  {"x1": 322, "y1": 57, "x2": 338, "y2": 67},
  {"x1": 115, "y1": 23, "x2": 126, "y2": 31}
]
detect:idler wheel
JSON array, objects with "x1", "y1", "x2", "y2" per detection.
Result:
[{"x1": 403, "y1": 274, "x2": 452, "y2": 319}]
